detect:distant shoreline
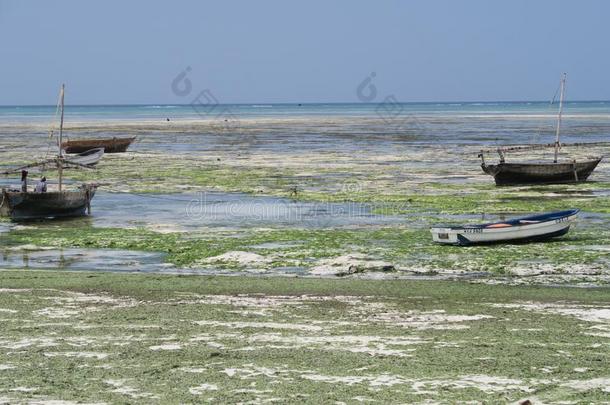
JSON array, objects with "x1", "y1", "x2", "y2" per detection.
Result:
[{"x1": 2, "y1": 100, "x2": 610, "y2": 108}]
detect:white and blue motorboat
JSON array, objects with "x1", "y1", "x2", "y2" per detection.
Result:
[{"x1": 431, "y1": 209, "x2": 579, "y2": 245}]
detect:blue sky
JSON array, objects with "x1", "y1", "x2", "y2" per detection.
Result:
[{"x1": 1, "y1": 0, "x2": 609, "y2": 105}]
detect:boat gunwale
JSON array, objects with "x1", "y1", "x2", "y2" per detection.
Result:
[
  {"x1": 61, "y1": 136, "x2": 135, "y2": 153},
  {"x1": 61, "y1": 136, "x2": 136, "y2": 145},
  {"x1": 482, "y1": 156, "x2": 603, "y2": 167},
  {"x1": 430, "y1": 209, "x2": 579, "y2": 231},
  {"x1": 67, "y1": 147, "x2": 105, "y2": 157}
]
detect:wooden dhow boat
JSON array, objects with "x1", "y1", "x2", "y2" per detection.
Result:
[
  {"x1": 1, "y1": 84, "x2": 97, "y2": 220},
  {"x1": 479, "y1": 74, "x2": 603, "y2": 185},
  {"x1": 431, "y1": 209, "x2": 578, "y2": 245},
  {"x1": 62, "y1": 136, "x2": 135, "y2": 153},
  {"x1": 1, "y1": 187, "x2": 96, "y2": 219}
]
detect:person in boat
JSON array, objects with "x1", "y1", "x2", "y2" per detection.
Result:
[
  {"x1": 21, "y1": 170, "x2": 28, "y2": 192},
  {"x1": 34, "y1": 177, "x2": 47, "y2": 193}
]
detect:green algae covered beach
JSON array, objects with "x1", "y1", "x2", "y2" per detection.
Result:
[
  {"x1": 0, "y1": 271, "x2": 609, "y2": 403},
  {"x1": 1, "y1": 105, "x2": 609, "y2": 403}
]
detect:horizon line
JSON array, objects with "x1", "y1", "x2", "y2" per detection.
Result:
[{"x1": 1, "y1": 99, "x2": 610, "y2": 108}]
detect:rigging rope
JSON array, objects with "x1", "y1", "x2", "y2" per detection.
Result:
[
  {"x1": 41, "y1": 87, "x2": 64, "y2": 177},
  {"x1": 532, "y1": 80, "x2": 563, "y2": 156},
  {"x1": 550, "y1": 81, "x2": 561, "y2": 106},
  {"x1": 48, "y1": 90, "x2": 62, "y2": 140}
]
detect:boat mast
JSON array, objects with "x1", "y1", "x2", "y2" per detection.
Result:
[
  {"x1": 58, "y1": 84, "x2": 65, "y2": 191},
  {"x1": 554, "y1": 73, "x2": 566, "y2": 163}
]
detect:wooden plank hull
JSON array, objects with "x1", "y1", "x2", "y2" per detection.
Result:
[
  {"x1": 1, "y1": 188, "x2": 96, "y2": 219},
  {"x1": 62, "y1": 137, "x2": 135, "y2": 153},
  {"x1": 431, "y1": 209, "x2": 578, "y2": 245},
  {"x1": 481, "y1": 158, "x2": 602, "y2": 185}
]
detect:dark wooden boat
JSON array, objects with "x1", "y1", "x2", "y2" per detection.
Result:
[
  {"x1": 479, "y1": 74, "x2": 603, "y2": 186},
  {"x1": 1, "y1": 84, "x2": 98, "y2": 220},
  {"x1": 481, "y1": 157, "x2": 602, "y2": 185},
  {"x1": 62, "y1": 136, "x2": 135, "y2": 153},
  {"x1": 1, "y1": 187, "x2": 96, "y2": 219}
]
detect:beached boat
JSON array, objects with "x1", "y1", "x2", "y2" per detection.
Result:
[
  {"x1": 430, "y1": 209, "x2": 578, "y2": 245},
  {"x1": 64, "y1": 148, "x2": 104, "y2": 167},
  {"x1": 62, "y1": 136, "x2": 135, "y2": 153},
  {"x1": 479, "y1": 74, "x2": 603, "y2": 185},
  {"x1": 481, "y1": 156, "x2": 602, "y2": 185},
  {"x1": 0, "y1": 84, "x2": 97, "y2": 220},
  {"x1": 1, "y1": 187, "x2": 95, "y2": 219}
]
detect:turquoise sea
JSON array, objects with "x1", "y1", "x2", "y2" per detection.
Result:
[{"x1": 1, "y1": 101, "x2": 610, "y2": 122}]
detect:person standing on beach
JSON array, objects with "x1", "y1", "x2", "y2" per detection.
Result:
[{"x1": 21, "y1": 170, "x2": 28, "y2": 192}]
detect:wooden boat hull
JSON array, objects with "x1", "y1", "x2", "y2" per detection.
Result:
[
  {"x1": 431, "y1": 209, "x2": 578, "y2": 245},
  {"x1": 62, "y1": 137, "x2": 135, "y2": 153},
  {"x1": 1, "y1": 187, "x2": 96, "y2": 219},
  {"x1": 64, "y1": 148, "x2": 104, "y2": 167},
  {"x1": 481, "y1": 158, "x2": 602, "y2": 185}
]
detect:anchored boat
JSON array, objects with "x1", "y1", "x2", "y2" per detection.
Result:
[
  {"x1": 479, "y1": 73, "x2": 603, "y2": 185},
  {"x1": 430, "y1": 209, "x2": 578, "y2": 245},
  {"x1": 480, "y1": 145, "x2": 602, "y2": 185},
  {"x1": 1, "y1": 187, "x2": 95, "y2": 219},
  {"x1": 62, "y1": 136, "x2": 135, "y2": 153},
  {"x1": 1, "y1": 84, "x2": 97, "y2": 220}
]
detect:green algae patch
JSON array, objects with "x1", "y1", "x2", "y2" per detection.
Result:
[
  {"x1": 54, "y1": 151, "x2": 610, "y2": 214},
  {"x1": 1, "y1": 227, "x2": 246, "y2": 267},
  {"x1": 0, "y1": 270, "x2": 608, "y2": 404},
  {"x1": 361, "y1": 189, "x2": 610, "y2": 215},
  {"x1": 3, "y1": 223, "x2": 608, "y2": 277},
  {"x1": 63, "y1": 155, "x2": 296, "y2": 194}
]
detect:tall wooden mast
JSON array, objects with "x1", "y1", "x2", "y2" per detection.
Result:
[
  {"x1": 58, "y1": 84, "x2": 65, "y2": 191},
  {"x1": 554, "y1": 73, "x2": 566, "y2": 163}
]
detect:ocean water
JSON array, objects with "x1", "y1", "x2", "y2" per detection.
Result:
[
  {"x1": 1, "y1": 101, "x2": 610, "y2": 122},
  {"x1": 1, "y1": 102, "x2": 609, "y2": 154}
]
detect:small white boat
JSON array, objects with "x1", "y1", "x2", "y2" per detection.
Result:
[
  {"x1": 431, "y1": 209, "x2": 579, "y2": 245},
  {"x1": 64, "y1": 148, "x2": 104, "y2": 167}
]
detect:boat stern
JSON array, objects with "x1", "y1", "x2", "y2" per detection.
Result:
[
  {"x1": 0, "y1": 189, "x2": 12, "y2": 217},
  {"x1": 430, "y1": 227, "x2": 460, "y2": 244}
]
